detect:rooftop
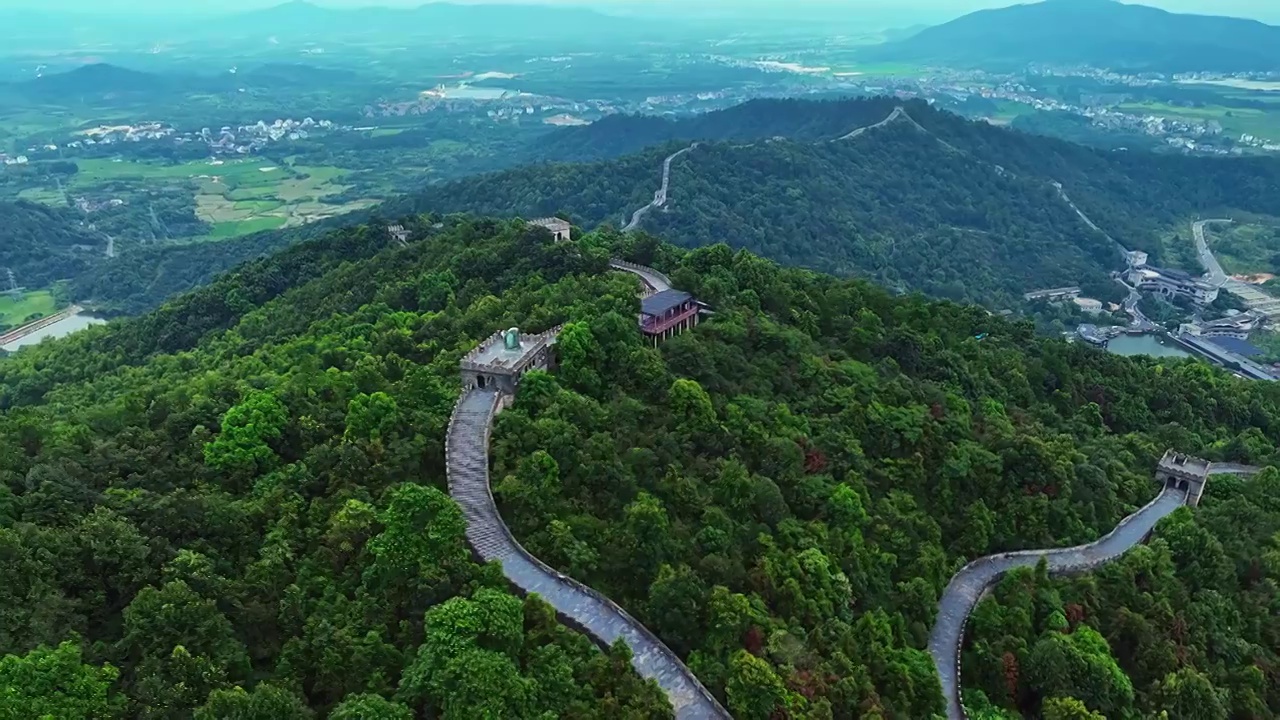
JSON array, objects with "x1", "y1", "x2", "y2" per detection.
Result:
[
  {"x1": 1208, "y1": 336, "x2": 1264, "y2": 357},
  {"x1": 1159, "y1": 450, "x2": 1211, "y2": 478},
  {"x1": 641, "y1": 289, "x2": 693, "y2": 317},
  {"x1": 528, "y1": 217, "x2": 572, "y2": 232},
  {"x1": 461, "y1": 327, "x2": 557, "y2": 374}
]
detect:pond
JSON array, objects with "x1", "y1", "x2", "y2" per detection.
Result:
[
  {"x1": 1, "y1": 312, "x2": 107, "y2": 352},
  {"x1": 1106, "y1": 333, "x2": 1191, "y2": 359}
]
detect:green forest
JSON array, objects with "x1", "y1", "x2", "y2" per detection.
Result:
[{"x1": 2, "y1": 215, "x2": 1277, "y2": 718}]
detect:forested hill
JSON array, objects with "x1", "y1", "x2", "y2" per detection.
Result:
[
  {"x1": 1, "y1": 215, "x2": 1277, "y2": 717},
  {"x1": 528, "y1": 97, "x2": 903, "y2": 163},
  {"x1": 396, "y1": 98, "x2": 1280, "y2": 306},
  {"x1": 862, "y1": 0, "x2": 1280, "y2": 72},
  {"x1": 57, "y1": 97, "x2": 1280, "y2": 315},
  {"x1": 0, "y1": 200, "x2": 101, "y2": 288}
]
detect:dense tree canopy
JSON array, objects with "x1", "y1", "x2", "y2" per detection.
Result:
[
  {"x1": 400, "y1": 99, "x2": 1280, "y2": 308},
  {"x1": 2, "y1": 216, "x2": 1277, "y2": 717}
]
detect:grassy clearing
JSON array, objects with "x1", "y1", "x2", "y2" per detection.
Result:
[
  {"x1": 206, "y1": 217, "x2": 288, "y2": 239},
  {"x1": 0, "y1": 290, "x2": 61, "y2": 329},
  {"x1": 17, "y1": 187, "x2": 68, "y2": 206}
]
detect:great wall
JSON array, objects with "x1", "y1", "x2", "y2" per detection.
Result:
[{"x1": 441, "y1": 117, "x2": 1270, "y2": 717}]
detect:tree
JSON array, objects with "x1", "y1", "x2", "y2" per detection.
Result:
[
  {"x1": 726, "y1": 649, "x2": 799, "y2": 719},
  {"x1": 1042, "y1": 696, "x2": 1106, "y2": 720},
  {"x1": 194, "y1": 684, "x2": 313, "y2": 720},
  {"x1": 646, "y1": 564, "x2": 709, "y2": 656},
  {"x1": 204, "y1": 390, "x2": 289, "y2": 474},
  {"x1": 399, "y1": 589, "x2": 530, "y2": 717},
  {"x1": 1024, "y1": 626, "x2": 1134, "y2": 717},
  {"x1": 365, "y1": 483, "x2": 470, "y2": 593},
  {"x1": 122, "y1": 581, "x2": 251, "y2": 717},
  {"x1": 344, "y1": 392, "x2": 401, "y2": 443},
  {"x1": 1150, "y1": 669, "x2": 1228, "y2": 720},
  {"x1": 0, "y1": 641, "x2": 123, "y2": 719},
  {"x1": 330, "y1": 693, "x2": 414, "y2": 720}
]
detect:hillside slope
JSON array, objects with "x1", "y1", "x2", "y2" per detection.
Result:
[
  {"x1": 0, "y1": 200, "x2": 101, "y2": 288},
  {"x1": 2, "y1": 216, "x2": 1276, "y2": 717},
  {"x1": 863, "y1": 0, "x2": 1280, "y2": 72},
  {"x1": 402, "y1": 99, "x2": 1280, "y2": 306}
]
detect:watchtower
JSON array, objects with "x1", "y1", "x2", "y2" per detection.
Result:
[
  {"x1": 460, "y1": 326, "x2": 560, "y2": 400},
  {"x1": 1156, "y1": 450, "x2": 1211, "y2": 506},
  {"x1": 528, "y1": 218, "x2": 572, "y2": 243}
]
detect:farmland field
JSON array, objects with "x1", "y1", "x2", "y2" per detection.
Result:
[
  {"x1": 64, "y1": 156, "x2": 380, "y2": 241},
  {"x1": 1115, "y1": 101, "x2": 1280, "y2": 142}
]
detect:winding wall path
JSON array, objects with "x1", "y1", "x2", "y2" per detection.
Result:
[
  {"x1": 838, "y1": 106, "x2": 906, "y2": 140},
  {"x1": 623, "y1": 143, "x2": 699, "y2": 232},
  {"x1": 445, "y1": 261, "x2": 727, "y2": 719},
  {"x1": 929, "y1": 463, "x2": 1261, "y2": 719}
]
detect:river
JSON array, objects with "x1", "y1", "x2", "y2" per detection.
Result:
[
  {"x1": 1106, "y1": 333, "x2": 1191, "y2": 359},
  {"x1": 1, "y1": 313, "x2": 106, "y2": 352}
]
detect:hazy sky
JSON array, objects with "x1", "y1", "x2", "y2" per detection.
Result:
[{"x1": 8, "y1": 0, "x2": 1280, "y2": 24}]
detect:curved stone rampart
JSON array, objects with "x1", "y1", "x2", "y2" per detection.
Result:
[
  {"x1": 609, "y1": 259, "x2": 673, "y2": 293},
  {"x1": 446, "y1": 386, "x2": 730, "y2": 719},
  {"x1": 930, "y1": 462, "x2": 1263, "y2": 719}
]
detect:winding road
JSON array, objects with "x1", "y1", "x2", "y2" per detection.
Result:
[
  {"x1": 929, "y1": 463, "x2": 1261, "y2": 719},
  {"x1": 1192, "y1": 218, "x2": 1234, "y2": 288},
  {"x1": 623, "y1": 143, "x2": 699, "y2": 232}
]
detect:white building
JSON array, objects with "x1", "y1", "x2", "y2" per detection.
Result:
[
  {"x1": 1127, "y1": 266, "x2": 1219, "y2": 305},
  {"x1": 1073, "y1": 297, "x2": 1104, "y2": 314}
]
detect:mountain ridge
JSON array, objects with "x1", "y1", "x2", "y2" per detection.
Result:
[{"x1": 863, "y1": 0, "x2": 1280, "y2": 72}]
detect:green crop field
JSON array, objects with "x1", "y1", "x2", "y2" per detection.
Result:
[
  {"x1": 205, "y1": 217, "x2": 289, "y2": 239},
  {"x1": 0, "y1": 290, "x2": 61, "y2": 330},
  {"x1": 1116, "y1": 101, "x2": 1280, "y2": 142},
  {"x1": 62, "y1": 156, "x2": 374, "y2": 243}
]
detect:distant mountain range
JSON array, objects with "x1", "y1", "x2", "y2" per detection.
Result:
[
  {"x1": 0, "y1": 62, "x2": 370, "y2": 103},
  {"x1": 864, "y1": 0, "x2": 1280, "y2": 72}
]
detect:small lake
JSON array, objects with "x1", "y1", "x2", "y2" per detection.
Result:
[
  {"x1": 1106, "y1": 333, "x2": 1192, "y2": 359},
  {"x1": 1, "y1": 313, "x2": 107, "y2": 352}
]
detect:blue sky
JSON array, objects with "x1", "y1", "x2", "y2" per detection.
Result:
[{"x1": 8, "y1": 0, "x2": 1280, "y2": 24}]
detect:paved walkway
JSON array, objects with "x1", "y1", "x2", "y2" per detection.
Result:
[
  {"x1": 928, "y1": 487, "x2": 1185, "y2": 718},
  {"x1": 623, "y1": 143, "x2": 699, "y2": 232},
  {"x1": 608, "y1": 259, "x2": 673, "y2": 293},
  {"x1": 446, "y1": 387, "x2": 730, "y2": 719},
  {"x1": 930, "y1": 462, "x2": 1262, "y2": 719}
]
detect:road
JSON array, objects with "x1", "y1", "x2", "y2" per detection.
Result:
[
  {"x1": 1116, "y1": 278, "x2": 1157, "y2": 331},
  {"x1": 623, "y1": 143, "x2": 698, "y2": 232},
  {"x1": 1192, "y1": 218, "x2": 1234, "y2": 288}
]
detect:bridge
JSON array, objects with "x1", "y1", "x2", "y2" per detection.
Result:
[
  {"x1": 444, "y1": 260, "x2": 729, "y2": 719},
  {"x1": 928, "y1": 457, "x2": 1262, "y2": 719}
]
